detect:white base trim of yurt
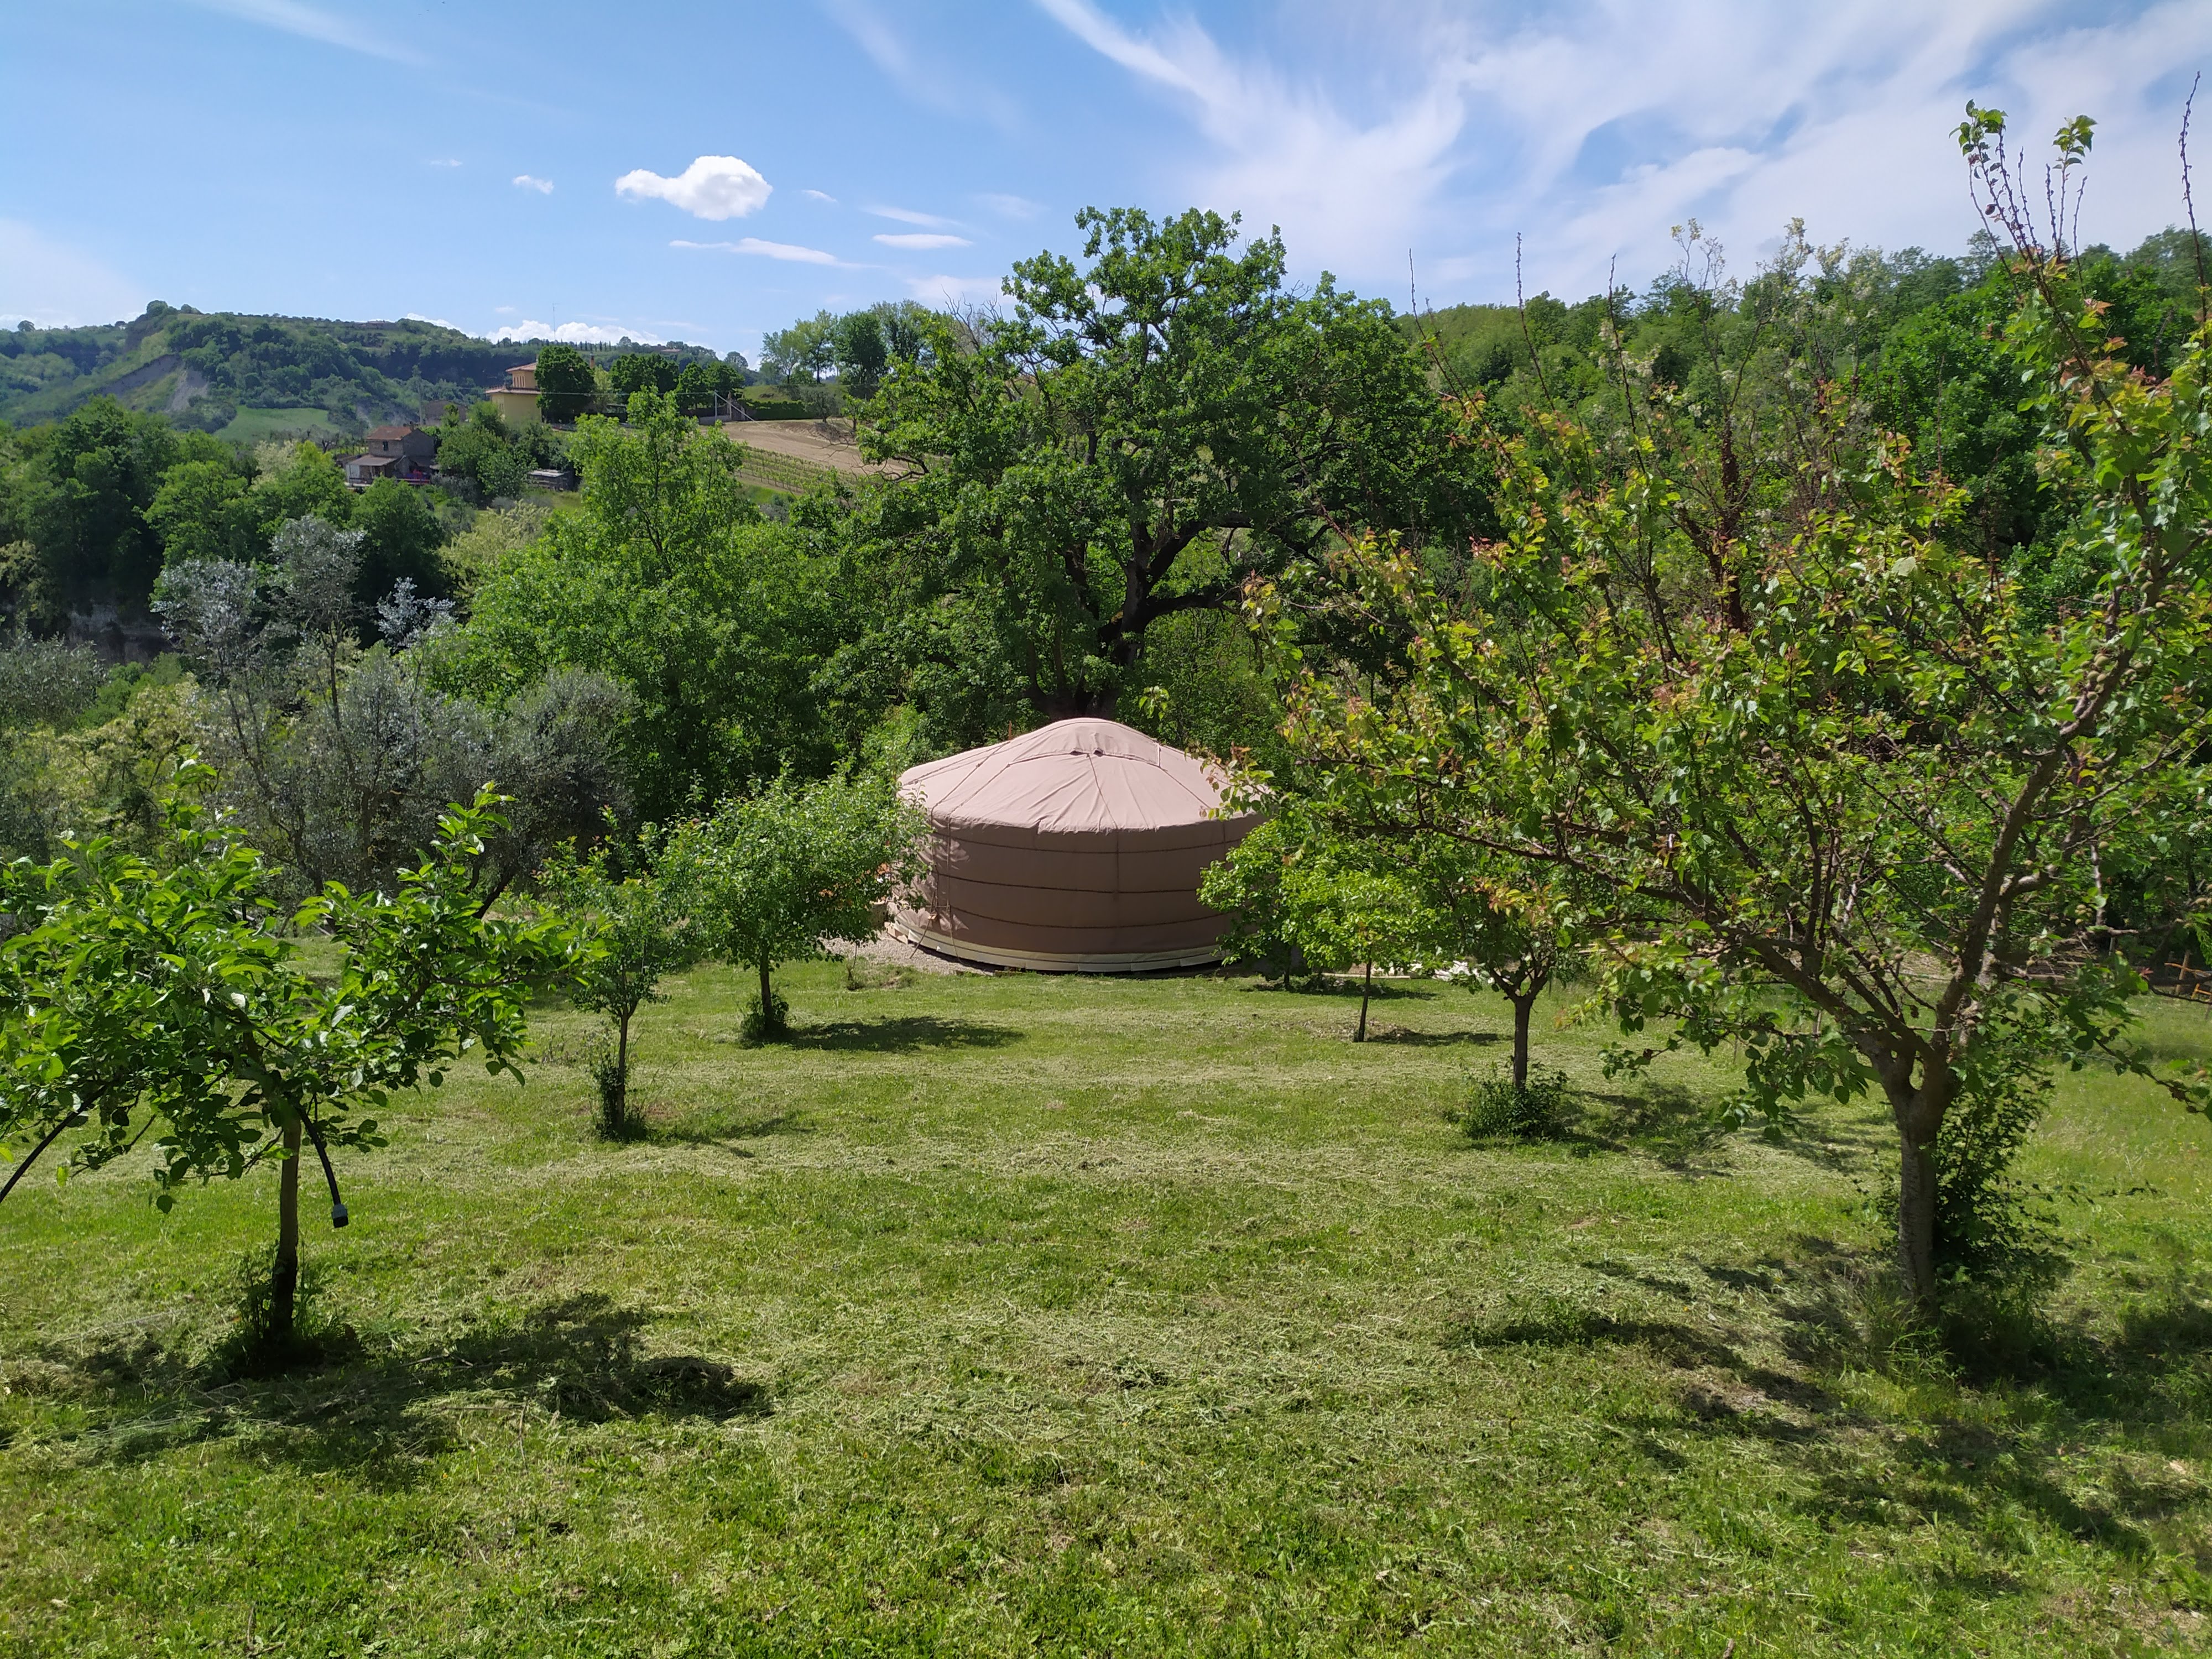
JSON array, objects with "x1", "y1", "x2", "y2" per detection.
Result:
[{"x1": 886, "y1": 919, "x2": 1220, "y2": 974}]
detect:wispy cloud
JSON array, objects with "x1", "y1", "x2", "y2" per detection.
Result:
[
  {"x1": 673, "y1": 237, "x2": 848, "y2": 267},
  {"x1": 978, "y1": 192, "x2": 1043, "y2": 220},
  {"x1": 903, "y1": 273, "x2": 1008, "y2": 309},
  {"x1": 820, "y1": 0, "x2": 1021, "y2": 127},
  {"x1": 874, "y1": 232, "x2": 973, "y2": 250},
  {"x1": 1034, "y1": 0, "x2": 2212, "y2": 303},
  {"x1": 867, "y1": 205, "x2": 958, "y2": 228},
  {"x1": 617, "y1": 156, "x2": 772, "y2": 220},
  {"x1": 1031, "y1": 0, "x2": 1468, "y2": 283},
  {"x1": 512, "y1": 174, "x2": 553, "y2": 195},
  {"x1": 428, "y1": 158, "x2": 462, "y2": 169},
  {"x1": 803, "y1": 189, "x2": 839, "y2": 204},
  {"x1": 181, "y1": 0, "x2": 418, "y2": 63}
]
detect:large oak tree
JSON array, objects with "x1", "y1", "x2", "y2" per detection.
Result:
[{"x1": 848, "y1": 207, "x2": 1485, "y2": 727}]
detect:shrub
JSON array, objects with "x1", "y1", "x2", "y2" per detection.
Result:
[
  {"x1": 741, "y1": 987, "x2": 791, "y2": 1045},
  {"x1": 583, "y1": 1031, "x2": 641, "y2": 1141},
  {"x1": 1931, "y1": 1056, "x2": 2062, "y2": 1285},
  {"x1": 1457, "y1": 1065, "x2": 1571, "y2": 1140},
  {"x1": 215, "y1": 1244, "x2": 341, "y2": 1375}
]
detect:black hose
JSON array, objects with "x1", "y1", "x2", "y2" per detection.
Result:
[{"x1": 301, "y1": 1113, "x2": 349, "y2": 1228}]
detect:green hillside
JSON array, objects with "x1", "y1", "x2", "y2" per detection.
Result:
[{"x1": 0, "y1": 304, "x2": 725, "y2": 439}]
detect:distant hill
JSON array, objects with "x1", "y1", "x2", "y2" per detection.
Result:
[{"x1": 0, "y1": 303, "x2": 725, "y2": 440}]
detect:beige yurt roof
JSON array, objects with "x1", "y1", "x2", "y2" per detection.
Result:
[
  {"x1": 893, "y1": 718, "x2": 1259, "y2": 972},
  {"x1": 902, "y1": 717, "x2": 1239, "y2": 838}
]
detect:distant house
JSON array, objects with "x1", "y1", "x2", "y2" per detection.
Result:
[
  {"x1": 343, "y1": 453, "x2": 400, "y2": 487},
  {"x1": 342, "y1": 424, "x2": 437, "y2": 488},
  {"x1": 487, "y1": 363, "x2": 541, "y2": 425},
  {"x1": 367, "y1": 424, "x2": 437, "y2": 467},
  {"x1": 527, "y1": 465, "x2": 577, "y2": 492}
]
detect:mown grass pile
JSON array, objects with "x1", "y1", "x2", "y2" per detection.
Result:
[{"x1": 2, "y1": 963, "x2": 2209, "y2": 1655}]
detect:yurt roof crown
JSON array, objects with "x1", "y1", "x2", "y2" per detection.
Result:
[{"x1": 900, "y1": 717, "x2": 1245, "y2": 838}]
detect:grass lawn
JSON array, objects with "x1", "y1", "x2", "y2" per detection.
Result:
[
  {"x1": 210, "y1": 408, "x2": 346, "y2": 447},
  {"x1": 4, "y1": 961, "x2": 2211, "y2": 1655}
]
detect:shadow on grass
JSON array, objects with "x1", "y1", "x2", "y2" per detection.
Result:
[
  {"x1": 1521, "y1": 1084, "x2": 1733, "y2": 1169},
  {"x1": 1371, "y1": 1029, "x2": 1502, "y2": 1047},
  {"x1": 22, "y1": 1291, "x2": 769, "y2": 1485},
  {"x1": 1235, "y1": 977, "x2": 1440, "y2": 1003},
  {"x1": 656, "y1": 1108, "x2": 810, "y2": 1146},
  {"x1": 1451, "y1": 1242, "x2": 2212, "y2": 1563},
  {"x1": 778, "y1": 1015, "x2": 1024, "y2": 1053}
]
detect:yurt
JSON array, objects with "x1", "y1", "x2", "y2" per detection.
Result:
[{"x1": 891, "y1": 717, "x2": 1260, "y2": 972}]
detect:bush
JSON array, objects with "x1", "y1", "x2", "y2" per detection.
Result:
[
  {"x1": 585, "y1": 1031, "x2": 641, "y2": 1141},
  {"x1": 215, "y1": 1244, "x2": 342, "y2": 1375},
  {"x1": 741, "y1": 987, "x2": 791, "y2": 1044},
  {"x1": 1456, "y1": 1066, "x2": 1571, "y2": 1140},
  {"x1": 1932, "y1": 1057, "x2": 2062, "y2": 1285}
]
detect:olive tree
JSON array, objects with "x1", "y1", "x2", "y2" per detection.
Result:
[{"x1": 156, "y1": 515, "x2": 628, "y2": 899}]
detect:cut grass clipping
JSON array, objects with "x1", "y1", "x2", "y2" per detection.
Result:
[{"x1": 3, "y1": 963, "x2": 2210, "y2": 1655}]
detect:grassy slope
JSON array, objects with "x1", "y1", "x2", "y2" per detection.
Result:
[
  {"x1": 0, "y1": 336, "x2": 173, "y2": 426},
  {"x1": 210, "y1": 407, "x2": 346, "y2": 446},
  {"x1": 3, "y1": 963, "x2": 2210, "y2": 1656}
]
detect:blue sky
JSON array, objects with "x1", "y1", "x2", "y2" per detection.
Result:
[{"x1": 3, "y1": 1, "x2": 2207, "y2": 359}]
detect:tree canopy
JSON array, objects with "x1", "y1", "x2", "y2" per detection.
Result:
[
  {"x1": 438, "y1": 392, "x2": 848, "y2": 822},
  {"x1": 847, "y1": 206, "x2": 1484, "y2": 726},
  {"x1": 1256, "y1": 114, "x2": 2212, "y2": 1303}
]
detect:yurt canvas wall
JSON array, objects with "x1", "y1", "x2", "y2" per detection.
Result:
[{"x1": 891, "y1": 718, "x2": 1259, "y2": 972}]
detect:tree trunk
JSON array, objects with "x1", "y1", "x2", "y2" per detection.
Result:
[
  {"x1": 272, "y1": 1118, "x2": 302, "y2": 1345},
  {"x1": 1355, "y1": 961, "x2": 1373, "y2": 1043},
  {"x1": 1510, "y1": 991, "x2": 1537, "y2": 1090},
  {"x1": 757, "y1": 957, "x2": 778, "y2": 1034},
  {"x1": 613, "y1": 1008, "x2": 632, "y2": 1125},
  {"x1": 1897, "y1": 1129, "x2": 1939, "y2": 1309},
  {"x1": 1886, "y1": 1067, "x2": 1952, "y2": 1310}
]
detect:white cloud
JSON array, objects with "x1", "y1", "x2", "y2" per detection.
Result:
[
  {"x1": 867, "y1": 204, "x2": 958, "y2": 228},
  {"x1": 615, "y1": 155, "x2": 771, "y2": 221},
  {"x1": 804, "y1": 189, "x2": 839, "y2": 204},
  {"x1": 672, "y1": 237, "x2": 847, "y2": 266},
  {"x1": 1034, "y1": 0, "x2": 2212, "y2": 304},
  {"x1": 513, "y1": 174, "x2": 553, "y2": 194},
  {"x1": 979, "y1": 192, "x2": 1043, "y2": 220},
  {"x1": 491, "y1": 319, "x2": 661, "y2": 345},
  {"x1": 0, "y1": 218, "x2": 145, "y2": 327},
  {"x1": 181, "y1": 0, "x2": 417, "y2": 62},
  {"x1": 401, "y1": 312, "x2": 464, "y2": 331},
  {"x1": 429, "y1": 158, "x2": 462, "y2": 168},
  {"x1": 875, "y1": 232, "x2": 973, "y2": 250}
]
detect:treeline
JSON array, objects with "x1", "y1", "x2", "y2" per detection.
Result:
[
  {"x1": 0, "y1": 399, "x2": 560, "y2": 628},
  {"x1": 1415, "y1": 222, "x2": 2209, "y2": 579}
]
